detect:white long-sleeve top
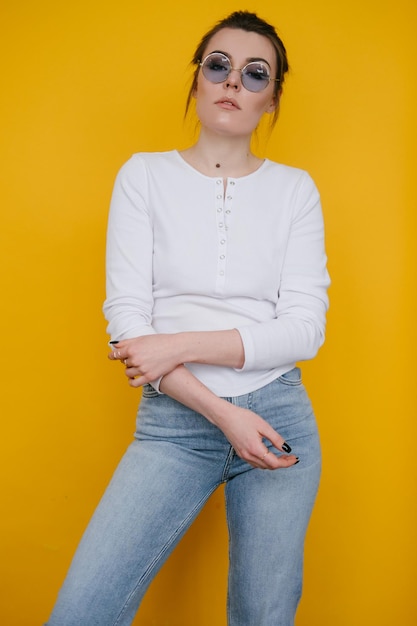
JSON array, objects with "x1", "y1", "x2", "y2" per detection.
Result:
[{"x1": 103, "y1": 150, "x2": 330, "y2": 396}]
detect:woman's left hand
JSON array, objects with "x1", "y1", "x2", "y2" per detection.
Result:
[{"x1": 108, "y1": 334, "x2": 183, "y2": 386}]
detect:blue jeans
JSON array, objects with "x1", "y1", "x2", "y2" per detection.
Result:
[{"x1": 46, "y1": 368, "x2": 321, "y2": 626}]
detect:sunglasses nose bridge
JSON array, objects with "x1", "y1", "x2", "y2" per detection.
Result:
[{"x1": 225, "y1": 65, "x2": 243, "y2": 88}]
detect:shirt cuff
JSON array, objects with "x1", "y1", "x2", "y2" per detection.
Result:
[
  {"x1": 148, "y1": 376, "x2": 164, "y2": 394},
  {"x1": 234, "y1": 327, "x2": 255, "y2": 371}
]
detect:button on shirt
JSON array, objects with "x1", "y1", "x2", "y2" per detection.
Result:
[{"x1": 103, "y1": 151, "x2": 330, "y2": 396}]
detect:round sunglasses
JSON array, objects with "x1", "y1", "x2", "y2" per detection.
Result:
[{"x1": 199, "y1": 52, "x2": 279, "y2": 93}]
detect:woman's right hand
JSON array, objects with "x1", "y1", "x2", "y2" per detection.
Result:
[{"x1": 215, "y1": 403, "x2": 299, "y2": 470}]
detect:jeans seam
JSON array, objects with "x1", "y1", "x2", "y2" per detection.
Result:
[
  {"x1": 113, "y1": 484, "x2": 220, "y2": 625},
  {"x1": 221, "y1": 446, "x2": 236, "y2": 482},
  {"x1": 278, "y1": 379, "x2": 302, "y2": 387}
]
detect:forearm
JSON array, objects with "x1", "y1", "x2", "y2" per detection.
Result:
[
  {"x1": 176, "y1": 328, "x2": 245, "y2": 369},
  {"x1": 159, "y1": 365, "x2": 234, "y2": 428}
]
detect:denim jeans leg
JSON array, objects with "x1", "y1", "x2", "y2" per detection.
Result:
[
  {"x1": 225, "y1": 369, "x2": 321, "y2": 626},
  {"x1": 46, "y1": 434, "x2": 225, "y2": 626}
]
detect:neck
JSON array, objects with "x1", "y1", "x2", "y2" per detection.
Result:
[{"x1": 181, "y1": 129, "x2": 261, "y2": 178}]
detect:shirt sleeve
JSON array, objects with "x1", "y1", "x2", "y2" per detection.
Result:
[
  {"x1": 236, "y1": 172, "x2": 330, "y2": 370},
  {"x1": 103, "y1": 155, "x2": 156, "y2": 342}
]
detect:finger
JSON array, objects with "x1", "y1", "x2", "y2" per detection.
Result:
[
  {"x1": 238, "y1": 448, "x2": 275, "y2": 470},
  {"x1": 251, "y1": 444, "x2": 299, "y2": 470},
  {"x1": 128, "y1": 374, "x2": 147, "y2": 388},
  {"x1": 235, "y1": 440, "x2": 275, "y2": 469},
  {"x1": 261, "y1": 423, "x2": 292, "y2": 454},
  {"x1": 264, "y1": 452, "x2": 299, "y2": 470},
  {"x1": 109, "y1": 349, "x2": 129, "y2": 364},
  {"x1": 124, "y1": 365, "x2": 143, "y2": 378},
  {"x1": 258, "y1": 448, "x2": 273, "y2": 468}
]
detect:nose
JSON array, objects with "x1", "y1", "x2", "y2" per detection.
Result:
[{"x1": 225, "y1": 68, "x2": 241, "y2": 91}]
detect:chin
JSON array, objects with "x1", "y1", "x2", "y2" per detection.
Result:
[{"x1": 199, "y1": 117, "x2": 255, "y2": 138}]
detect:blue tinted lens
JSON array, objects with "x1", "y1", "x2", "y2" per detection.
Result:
[
  {"x1": 241, "y1": 62, "x2": 270, "y2": 92},
  {"x1": 201, "y1": 53, "x2": 231, "y2": 84}
]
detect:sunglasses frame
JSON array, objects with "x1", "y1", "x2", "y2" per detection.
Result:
[{"x1": 199, "y1": 52, "x2": 280, "y2": 93}]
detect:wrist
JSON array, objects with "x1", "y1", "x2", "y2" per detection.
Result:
[
  {"x1": 202, "y1": 395, "x2": 236, "y2": 429},
  {"x1": 173, "y1": 331, "x2": 201, "y2": 364},
  {"x1": 171, "y1": 332, "x2": 193, "y2": 364}
]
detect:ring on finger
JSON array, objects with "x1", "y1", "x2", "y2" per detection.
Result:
[{"x1": 123, "y1": 358, "x2": 128, "y2": 366}]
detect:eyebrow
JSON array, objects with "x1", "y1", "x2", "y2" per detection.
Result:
[{"x1": 209, "y1": 49, "x2": 272, "y2": 68}]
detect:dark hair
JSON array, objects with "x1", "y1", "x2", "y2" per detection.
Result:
[{"x1": 185, "y1": 11, "x2": 289, "y2": 126}]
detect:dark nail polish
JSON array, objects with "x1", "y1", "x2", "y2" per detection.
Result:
[
  {"x1": 282, "y1": 442, "x2": 292, "y2": 453},
  {"x1": 294, "y1": 458, "x2": 300, "y2": 465},
  {"x1": 109, "y1": 340, "x2": 120, "y2": 345}
]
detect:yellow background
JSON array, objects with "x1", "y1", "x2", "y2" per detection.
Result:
[{"x1": 1, "y1": 0, "x2": 415, "y2": 624}]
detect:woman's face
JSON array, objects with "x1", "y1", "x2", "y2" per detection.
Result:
[{"x1": 194, "y1": 28, "x2": 278, "y2": 138}]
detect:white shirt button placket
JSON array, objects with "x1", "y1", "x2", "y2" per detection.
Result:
[{"x1": 215, "y1": 179, "x2": 235, "y2": 289}]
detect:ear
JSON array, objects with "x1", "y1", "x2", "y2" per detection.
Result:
[{"x1": 266, "y1": 89, "x2": 281, "y2": 114}]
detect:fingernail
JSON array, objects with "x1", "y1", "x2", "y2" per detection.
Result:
[
  {"x1": 294, "y1": 458, "x2": 300, "y2": 465},
  {"x1": 109, "y1": 340, "x2": 120, "y2": 345},
  {"x1": 282, "y1": 442, "x2": 292, "y2": 453}
]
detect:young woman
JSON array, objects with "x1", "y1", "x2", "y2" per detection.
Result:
[{"x1": 46, "y1": 10, "x2": 330, "y2": 626}]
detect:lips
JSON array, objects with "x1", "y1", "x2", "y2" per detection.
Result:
[{"x1": 215, "y1": 97, "x2": 241, "y2": 110}]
